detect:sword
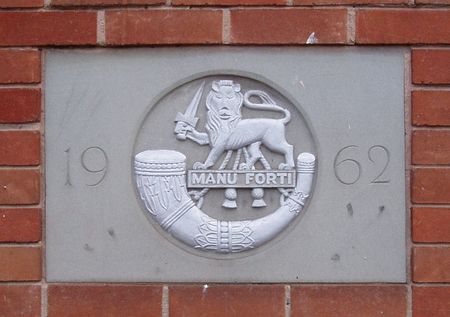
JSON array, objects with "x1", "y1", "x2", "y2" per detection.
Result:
[{"x1": 174, "y1": 81, "x2": 205, "y2": 140}]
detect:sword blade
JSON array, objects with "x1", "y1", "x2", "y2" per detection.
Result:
[
  {"x1": 174, "y1": 81, "x2": 206, "y2": 139},
  {"x1": 184, "y1": 81, "x2": 205, "y2": 119}
]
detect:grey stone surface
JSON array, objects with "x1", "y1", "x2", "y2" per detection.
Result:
[{"x1": 45, "y1": 47, "x2": 406, "y2": 282}]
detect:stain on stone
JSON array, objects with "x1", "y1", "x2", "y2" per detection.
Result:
[
  {"x1": 331, "y1": 253, "x2": 340, "y2": 262},
  {"x1": 347, "y1": 203, "x2": 353, "y2": 216},
  {"x1": 107, "y1": 227, "x2": 116, "y2": 238},
  {"x1": 83, "y1": 243, "x2": 94, "y2": 252},
  {"x1": 379, "y1": 205, "x2": 385, "y2": 213}
]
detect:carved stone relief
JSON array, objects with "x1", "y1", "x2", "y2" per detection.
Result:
[
  {"x1": 45, "y1": 48, "x2": 406, "y2": 282},
  {"x1": 134, "y1": 77, "x2": 317, "y2": 253}
]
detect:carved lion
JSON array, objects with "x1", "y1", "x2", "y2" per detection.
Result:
[{"x1": 175, "y1": 80, "x2": 295, "y2": 170}]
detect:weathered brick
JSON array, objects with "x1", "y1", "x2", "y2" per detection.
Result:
[
  {"x1": 48, "y1": 284, "x2": 161, "y2": 317},
  {"x1": 170, "y1": 285, "x2": 285, "y2": 317},
  {"x1": 52, "y1": 0, "x2": 163, "y2": 5},
  {"x1": 412, "y1": 130, "x2": 450, "y2": 165},
  {"x1": 413, "y1": 50, "x2": 450, "y2": 85},
  {"x1": 356, "y1": 10, "x2": 450, "y2": 44},
  {"x1": 413, "y1": 286, "x2": 450, "y2": 317},
  {"x1": 0, "y1": 0, "x2": 43, "y2": 7},
  {"x1": 173, "y1": 0, "x2": 285, "y2": 5},
  {"x1": 0, "y1": 12, "x2": 97, "y2": 46},
  {"x1": 291, "y1": 285, "x2": 407, "y2": 317},
  {"x1": 105, "y1": 10, "x2": 222, "y2": 45},
  {"x1": 230, "y1": 9, "x2": 347, "y2": 44},
  {"x1": 0, "y1": 208, "x2": 41, "y2": 243},
  {"x1": 413, "y1": 208, "x2": 450, "y2": 243},
  {"x1": 412, "y1": 168, "x2": 450, "y2": 204},
  {"x1": 0, "y1": 285, "x2": 41, "y2": 317},
  {"x1": 0, "y1": 247, "x2": 41, "y2": 281},
  {"x1": 0, "y1": 131, "x2": 40, "y2": 166},
  {"x1": 0, "y1": 50, "x2": 40, "y2": 84},
  {"x1": 0, "y1": 89, "x2": 41, "y2": 123},
  {"x1": 414, "y1": 247, "x2": 450, "y2": 282},
  {"x1": 0, "y1": 169, "x2": 40, "y2": 205},
  {"x1": 412, "y1": 90, "x2": 450, "y2": 126}
]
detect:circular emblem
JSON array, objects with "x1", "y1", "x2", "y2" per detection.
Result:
[{"x1": 134, "y1": 75, "x2": 317, "y2": 254}]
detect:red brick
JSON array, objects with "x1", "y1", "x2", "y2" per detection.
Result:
[
  {"x1": 413, "y1": 286, "x2": 450, "y2": 317},
  {"x1": 0, "y1": 89, "x2": 41, "y2": 124},
  {"x1": 48, "y1": 284, "x2": 161, "y2": 317},
  {"x1": 416, "y1": 0, "x2": 450, "y2": 3},
  {"x1": 52, "y1": 0, "x2": 163, "y2": 5},
  {"x1": 173, "y1": 0, "x2": 285, "y2": 5},
  {"x1": 413, "y1": 50, "x2": 450, "y2": 85},
  {"x1": 356, "y1": 10, "x2": 450, "y2": 44},
  {"x1": 0, "y1": 50, "x2": 40, "y2": 84},
  {"x1": 413, "y1": 247, "x2": 450, "y2": 282},
  {"x1": 0, "y1": 0, "x2": 43, "y2": 7},
  {"x1": 0, "y1": 12, "x2": 97, "y2": 46},
  {"x1": 413, "y1": 208, "x2": 450, "y2": 243},
  {"x1": 0, "y1": 285, "x2": 41, "y2": 317},
  {"x1": 105, "y1": 10, "x2": 222, "y2": 45},
  {"x1": 412, "y1": 130, "x2": 450, "y2": 165},
  {"x1": 0, "y1": 247, "x2": 41, "y2": 281},
  {"x1": 291, "y1": 285, "x2": 406, "y2": 317},
  {"x1": 0, "y1": 131, "x2": 40, "y2": 166},
  {"x1": 0, "y1": 208, "x2": 41, "y2": 243},
  {"x1": 0, "y1": 169, "x2": 40, "y2": 205},
  {"x1": 412, "y1": 168, "x2": 450, "y2": 204},
  {"x1": 412, "y1": 90, "x2": 450, "y2": 126},
  {"x1": 230, "y1": 9, "x2": 347, "y2": 44},
  {"x1": 170, "y1": 285, "x2": 285, "y2": 317},
  {"x1": 295, "y1": 0, "x2": 406, "y2": 4}
]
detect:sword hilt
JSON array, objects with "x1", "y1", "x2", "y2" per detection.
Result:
[
  {"x1": 174, "y1": 113, "x2": 198, "y2": 140},
  {"x1": 175, "y1": 112, "x2": 198, "y2": 127}
]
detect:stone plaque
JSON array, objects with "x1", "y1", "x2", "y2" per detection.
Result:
[{"x1": 46, "y1": 47, "x2": 406, "y2": 282}]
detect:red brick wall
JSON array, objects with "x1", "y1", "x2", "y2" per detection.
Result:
[{"x1": 0, "y1": 1, "x2": 449, "y2": 316}]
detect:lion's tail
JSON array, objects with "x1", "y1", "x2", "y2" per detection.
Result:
[
  {"x1": 280, "y1": 107, "x2": 291, "y2": 125},
  {"x1": 243, "y1": 90, "x2": 291, "y2": 125}
]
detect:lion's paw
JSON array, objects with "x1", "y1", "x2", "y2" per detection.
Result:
[
  {"x1": 193, "y1": 162, "x2": 208, "y2": 170},
  {"x1": 188, "y1": 191, "x2": 202, "y2": 200},
  {"x1": 239, "y1": 163, "x2": 249, "y2": 170},
  {"x1": 278, "y1": 163, "x2": 294, "y2": 170}
]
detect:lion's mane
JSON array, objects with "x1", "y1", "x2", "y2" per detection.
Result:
[{"x1": 205, "y1": 90, "x2": 243, "y2": 146}]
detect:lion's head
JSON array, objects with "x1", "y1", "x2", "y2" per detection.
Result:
[{"x1": 205, "y1": 80, "x2": 243, "y2": 145}]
